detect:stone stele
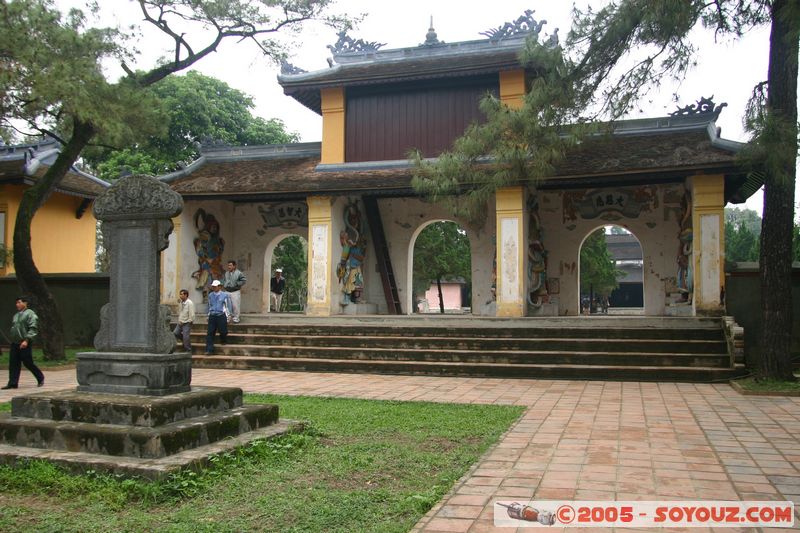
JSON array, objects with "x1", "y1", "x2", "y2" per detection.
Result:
[
  {"x1": 0, "y1": 175, "x2": 288, "y2": 478},
  {"x1": 77, "y1": 174, "x2": 190, "y2": 395}
]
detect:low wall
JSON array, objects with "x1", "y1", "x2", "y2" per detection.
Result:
[
  {"x1": 725, "y1": 262, "x2": 800, "y2": 368},
  {"x1": 0, "y1": 273, "x2": 109, "y2": 346}
]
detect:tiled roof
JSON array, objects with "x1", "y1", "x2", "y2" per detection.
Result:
[
  {"x1": 168, "y1": 155, "x2": 417, "y2": 198},
  {"x1": 163, "y1": 115, "x2": 751, "y2": 202},
  {"x1": 0, "y1": 139, "x2": 109, "y2": 197},
  {"x1": 607, "y1": 234, "x2": 644, "y2": 261},
  {"x1": 278, "y1": 35, "x2": 531, "y2": 114}
]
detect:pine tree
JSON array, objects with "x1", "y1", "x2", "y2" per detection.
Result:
[{"x1": 0, "y1": 0, "x2": 348, "y2": 359}]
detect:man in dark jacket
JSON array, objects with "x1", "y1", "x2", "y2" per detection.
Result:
[
  {"x1": 2, "y1": 297, "x2": 44, "y2": 389},
  {"x1": 222, "y1": 260, "x2": 246, "y2": 323},
  {"x1": 270, "y1": 268, "x2": 286, "y2": 312}
]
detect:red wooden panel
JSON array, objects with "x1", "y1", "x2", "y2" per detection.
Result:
[{"x1": 345, "y1": 77, "x2": 498, "y2": 162}]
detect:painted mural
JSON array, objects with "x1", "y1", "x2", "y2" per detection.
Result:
[
  {"x1": 337, "y1": 200, "x2": 367, "y2": 304},
  {"x1": 192, "y1": 208, "x2": 225, "y2": 298},
  {"x1": 527, "y1": 194, "x2": 548, "y2": 308},
  {"x1": 676, "y1": 191, "x2": 693, "y2": 302}
]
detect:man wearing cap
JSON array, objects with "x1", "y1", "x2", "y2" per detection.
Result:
[
  {"x1": 222, "y1": 260, "x2": 246, "y2": 323},
  {"x1": 270, "y1": 268, "x2": 286, "y2": 312},
  {"x1": 206, "y1": 280, "x2": 232, "y2": 354}
]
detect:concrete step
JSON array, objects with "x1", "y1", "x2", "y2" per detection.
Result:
[
  {"x1": 10, "y1": 387, "x2": 244, "y2": 426},
  {"x1": 0, "y1": 404, "x2": 278, "y2": 459},
  {"x1": 197, "y1": 314, "x2": 723, "y2": 328},
  {"x1": 184, "y1": 316, "x2": 738, "y2": 382},
  {"x1": 191, "y1": 355, "x2": 747, "y2": 383},
  {"x1": 194, "y1": 343, "x2": 730, "y2": 368},
  {"x1": 190, "y1": 333, "x2": 727, "y2": 354},
  {"x1": 200, "y1": 324, "x2": 724, "y2": 341}
]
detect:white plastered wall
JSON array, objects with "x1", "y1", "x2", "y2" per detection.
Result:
[
  {"x1": 164, "y1": 200, "x2": 235, "y2": 313},
  {"x1": 231, "y1": 203, "x2": 308, "y2": 314},
  {"x1": 376, "y1": 197, "x2": 497, "y2": 316},
  {"x1": 537, "y1": 184, "x2": 685, "y2": 316}
]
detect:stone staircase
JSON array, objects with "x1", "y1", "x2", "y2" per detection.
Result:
[{"x1": 188, "y1": 316, "x2": 747, "y2": 382}]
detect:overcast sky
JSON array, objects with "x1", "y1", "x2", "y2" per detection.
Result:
[{"x1": 60, "y1": 1, "x2": 799, "y2": 216}]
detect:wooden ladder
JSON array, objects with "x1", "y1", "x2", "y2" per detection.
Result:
[{"x1": 362, "y1": 196, "x2": 402, "y2": 314}]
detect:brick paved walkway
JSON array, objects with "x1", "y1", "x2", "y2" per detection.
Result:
[{"x1": 2, "y1": 368, "x2": 798, "y2": 532}]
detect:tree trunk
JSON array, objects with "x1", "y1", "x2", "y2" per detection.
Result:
[
  {"x1": 758, "y1": 0, "x2": 798, "y2": 381},
  {"x1": 436, "y1": 277, "x2": 445, "y2": 314},
  {"x1": 13, "y1": 121, "x2": 96, "y2": 360}
]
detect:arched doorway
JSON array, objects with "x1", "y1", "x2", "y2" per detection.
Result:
[
  {"x1": 408, "y1": 220, "x2": 472, "y2": 314},
  {"x1": 578, "y1": 225, "x2": 644, "y2": 315},
  {"x1": 263, "y1": 233, "x2": 307, "y2": 313}
]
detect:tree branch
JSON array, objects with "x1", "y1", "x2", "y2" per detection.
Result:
[
  {"x1": 120, "y1": 61, "x2": 135, "y2": 77},
  {"x1": 132, "y1": 0, "x2": 327, "y2": 87},
  {"x1": 138, "y1": 1, "x2": 195, "y2": 68},
  {"x1": 36, "y1": 127, "x2": 68, "y2": 146}
]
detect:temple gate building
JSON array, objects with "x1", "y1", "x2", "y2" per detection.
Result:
[{"x1": 158, "y1": 16, "x2": 758, "y2": 323}]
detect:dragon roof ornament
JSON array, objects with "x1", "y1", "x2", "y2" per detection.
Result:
[
  {"x1": 669, "y1": 96, "x2": 728, "y2": 119},
  {"x1": 327, "y1": 30, "x2": 386, "y2": 57},
  {"x1": 481, "y1": 9, "x2": 548, "y2": 42},
  {"x1": 280, "y1": 59, "x2": 306, "y2": 75}
]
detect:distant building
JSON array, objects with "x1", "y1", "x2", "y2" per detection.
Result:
[
  {"x1": 0, "y1": 139, "x2": 108, "y2": 275},
  {"x1": 419, "y1": 279, "x2": 468, "y2": 313},
  {"x1": 606, "y1": 233, "x2": 644, "y2": 308}
]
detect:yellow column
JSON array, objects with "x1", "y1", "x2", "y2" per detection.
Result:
[
  {"x1": 307, "y1": 196, "x2": 334, "y2": 316},
  {"x1": 321, "y1": 87, "x2": 346, "y2": 164},
  {"x1": 496, "y1": 186, "x2": 526, "y2": 317},
  {"x1": 689, "y1": 174, "x2": 725, "y2": 315},
  {"x1": 499, "y1": 69, "x2": 526, "y2": 110}
]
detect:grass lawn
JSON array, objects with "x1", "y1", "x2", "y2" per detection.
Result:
[
  {"x1": 0, "y1": 394, "x2": 523, "y2": 532},
  {"x1": 733, "y1": 376, "x2": 800, "y2": 393},
  {"x1": 0, "y1": 347, "x2": 87, "y2": 369}
]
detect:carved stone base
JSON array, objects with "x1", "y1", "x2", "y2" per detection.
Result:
[
  {"x1": 0, "y1": 387, "x2": 287, "y2": 479},
  {"x1": 77, "y1": 352, "x2": 191, "y2": 396}
]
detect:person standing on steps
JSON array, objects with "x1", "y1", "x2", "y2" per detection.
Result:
[
  {"x1": 222, "y1": 260, "x2": 246, "y2": 323},
  {"x1": 2, "y1": 297, "x2": 45, "y2": 390},
  {"x1": 173, "y1": 289, "x2": 195, "y2": 352},
  {"x1": 270, "y1": 268, "x2": 286, "y2": 312},
  {"x1": 206, "y1": 280, "x2": 232, "y2": 355}
]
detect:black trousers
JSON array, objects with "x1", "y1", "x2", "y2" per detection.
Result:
[
  {"x1": 205, "y1": 314, "x2": 228, "y2": 353},
  {"x1": 8, "y1": 342, "x2": 44, "y2": 386}
]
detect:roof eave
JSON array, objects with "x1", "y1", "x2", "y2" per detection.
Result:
[
  {"x1": 278, "y1": 34, "x2": 529, "y2": 86},
  {"x1": 160, "y1": 142, "x2": 323, "y2": 184}
]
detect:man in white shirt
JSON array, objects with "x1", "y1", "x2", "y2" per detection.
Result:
[{"x1": 173, "y1": 289, "x2": 195, "y2": 352}]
